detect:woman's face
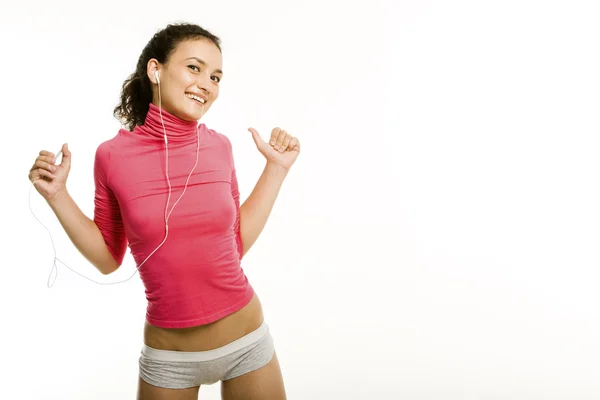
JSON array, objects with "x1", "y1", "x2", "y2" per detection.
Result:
[{"x1": 149, "y1": 38, "x2": 223, "y2": 121}]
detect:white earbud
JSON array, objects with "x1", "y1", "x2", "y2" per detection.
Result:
[{"x1": 154, "y1": 70, "x2": 160, "y2": 85}]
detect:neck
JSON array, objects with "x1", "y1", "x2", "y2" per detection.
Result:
[{"x1": 134, "y1": 103, "x2": 198, "y2": 142}]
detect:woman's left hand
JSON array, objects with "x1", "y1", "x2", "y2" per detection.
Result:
[{"x1": 249, "y1": 127, "x2": 301, "y2": 172}]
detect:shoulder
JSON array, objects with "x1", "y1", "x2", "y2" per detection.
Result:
[
  {"x1": 95, "y1": 130, "x2": 122, "y2": 161},
  {"x1": 201, "y1": 124, "x2": 235, "y2": 168},
  {"x1": 94, "y1": 129, "x2": 129, "y2": 183},
  {"x1": 202, "y1": 124, "x2": 232, "y2": 149}
]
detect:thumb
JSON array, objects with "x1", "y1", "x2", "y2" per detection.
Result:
[
  {"x1": 248, "y1": 127, "x2": 264, "y2": 148},
  {"x1": 60, "y1": 143, "x2": 72, "y2": 169}
]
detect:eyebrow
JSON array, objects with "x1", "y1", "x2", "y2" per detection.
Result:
[{"x1": 185, "y1": 57, "x2": 223, "y2": 75}]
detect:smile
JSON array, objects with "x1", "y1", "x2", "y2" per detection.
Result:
[{"x1": 186, "y1": 93, "x2": 206, "y2": 104}]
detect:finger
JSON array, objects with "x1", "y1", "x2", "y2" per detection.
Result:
[
  {"x1": 280, "y1": 133, "x2": 292, "y2": 153},
  {"x1": 32, "y1": 160, "x2": 57, "y2": 173},
  {"x1": 31, "y1": 168, "x2": 56, "y2": 182},
  {"x1": 31, "y1": 175, "x2": 49, "y2": 190},
  {"x1": 274, "y1": 129, "x2": 287, "y2": 151},
  {"x1": 31, "y1": 177, "x2": 43, "y2": 188},
  {"x1": 39, "y1": 150, "x2": 55, "y2": 158},
  {"x1": 288, "y1": 137, "x2": 300, "y2": 152},
  {"x1": 248, "y1": 128, "x2": 264, "y2": 147},
  {"x1": 29, "y1": 156, "x2": 55, "y2": 172},
  {"x1": 60, "y1": 143, "x2": 71, "y2": 170},
  {"x1": 38, "y1": 155, "x2": 57, "y2": 164},
  {"x1": 269, "y1": 127, "x2": 281, "y2": 147},
  {"x1": 38, "y1": 168, "x2": 56, "y2": 180}
]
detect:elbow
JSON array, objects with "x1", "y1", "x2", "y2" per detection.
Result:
[
  {"x1": 98, "y1": 240, "x2": 126, "y2": 275},
  {"x1": 100, "y1": 264, "x2": 119, "y2": 275},
  {"x1": 97, "y1": 255, "x2": 121, "y2": 275}
]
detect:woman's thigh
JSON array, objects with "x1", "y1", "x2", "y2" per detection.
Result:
[
  {"x1": 137, "y1": 377, "x2": 200, "y2": 400},
  {"x1": 220, "y1": 351, "x2": 286, "y2": 400}
]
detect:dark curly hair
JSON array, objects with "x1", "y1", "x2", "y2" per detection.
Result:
[{"x1": 114, "y1": 23, "x2": 221, "y2": 131}]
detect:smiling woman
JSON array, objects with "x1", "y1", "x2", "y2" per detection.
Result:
[
  {"x1": 114, "y1": 26, "x2": 224, "y2": 129},
  {"x1": 27, "y1": 22, "x2": 300, "y2": 400}
]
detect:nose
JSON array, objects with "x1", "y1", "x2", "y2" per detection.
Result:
[{"x1": 196, "y1": 73, "x2": 212, "y2": 94}]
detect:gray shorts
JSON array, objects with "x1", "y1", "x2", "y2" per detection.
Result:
[{"x1": 139, "y1": 321, "x2": 275, "y2": 389}]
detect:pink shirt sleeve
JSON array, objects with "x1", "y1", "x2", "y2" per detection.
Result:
[{"x1": 93, "y1": 143, "x2": 128, "y2": 265}]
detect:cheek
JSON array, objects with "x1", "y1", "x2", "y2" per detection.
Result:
[
  {"x1": 162, "y1": 82, "x2": 184, "y2": 103},
  {"x1": 210, "y1": 88, "x2": 220, "y2": 104}
]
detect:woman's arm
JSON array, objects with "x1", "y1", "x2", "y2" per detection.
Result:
[
  {"x1": 29, "y1": 144, "x2": 125, "y2": 275},
  {"x1": 234, "y1": 127, "x2": 300, "y2": 257},
  {"x1": 47, "y1": 190, "x2": 121, "y2": 275},
  {"x1": 238, "y1": 162, "x2": 288, "y2": 257}
]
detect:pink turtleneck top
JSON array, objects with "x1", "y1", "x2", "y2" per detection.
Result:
[{"x1": 93, "y1": 103, "x2": 254, "y2": 328}]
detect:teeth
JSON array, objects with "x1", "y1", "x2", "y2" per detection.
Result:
[{"x1": 186, "y1": 93, "x2": 206, "y2": 104}]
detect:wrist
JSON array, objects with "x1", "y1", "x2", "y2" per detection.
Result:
[
  {"x1": 265, "y1": 161, "x2": 290, "y2": 176},
  {"x1": 47, "y1": 187, "x2": 70, "y2": 208}
]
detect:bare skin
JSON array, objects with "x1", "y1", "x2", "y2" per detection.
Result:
[
  {"x1": 137, "y1": 379, "x2": 200, "y2": 400},
  {"x1": 143, "y1": 293, "x2": 264, "y2": 352},
  {"x1": 219, "y1": 352, "x2": 286, "y2": 400}
]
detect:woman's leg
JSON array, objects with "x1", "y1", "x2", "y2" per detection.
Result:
[
  {"x1": 220, "y1": 352, "x2": 286, "y2": 400},
  {"x1": 137, "y1": 377, "x2": 200, "y2": 400}
]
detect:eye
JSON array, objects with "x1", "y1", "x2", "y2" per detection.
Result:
[
  {"x1": 188, "y1": 65, "x2": 200, "y2": 72},
  {"x1": 212, "y1": 76, "x2": 221, "y2": 83}
]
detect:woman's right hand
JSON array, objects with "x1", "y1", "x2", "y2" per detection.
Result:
[{"x1": 28, "y1": 143, "x2": 72, "y2": 201}]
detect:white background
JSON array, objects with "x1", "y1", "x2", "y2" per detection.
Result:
[{"x1": 2, "y1": 0, "x2": 599, "y2": 399}]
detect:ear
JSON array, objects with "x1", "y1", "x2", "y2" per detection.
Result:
[{"x1": 147, "y1": 58, "x2": 161, "y2": 85}]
